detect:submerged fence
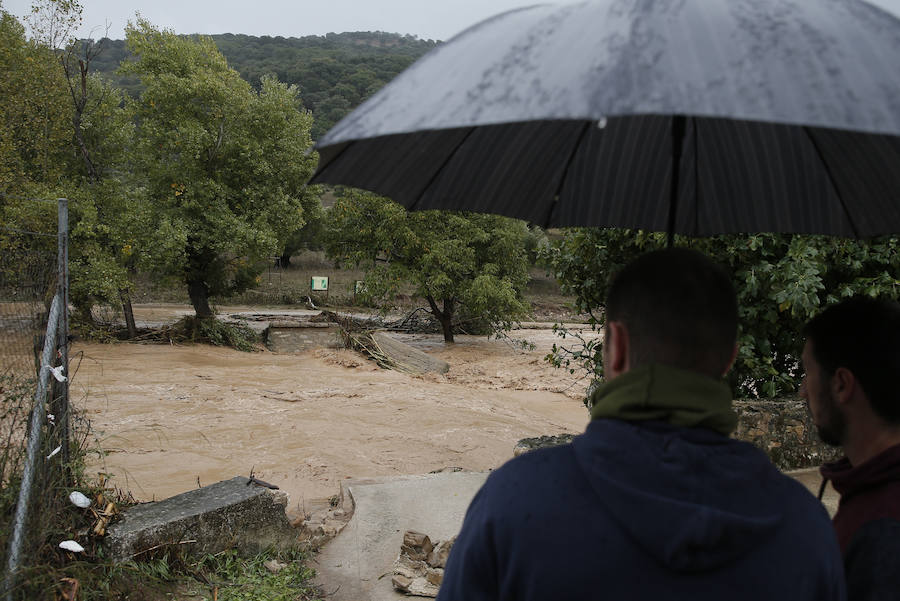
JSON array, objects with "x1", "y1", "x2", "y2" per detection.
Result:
[{"x1": 0, "y1": 198, "x2": 69, "y2": 598}]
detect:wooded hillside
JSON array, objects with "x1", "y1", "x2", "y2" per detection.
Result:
[{"x1": 87, "y1": 31, "x2": 437, "y2": 139}]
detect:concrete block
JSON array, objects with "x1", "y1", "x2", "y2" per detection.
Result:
[
  {"x1": 104, "y1": 476, "x2": 297, "y2": 562},
  {"x1": 265, "y1": 322, "x2": 344, "y2": 352}
]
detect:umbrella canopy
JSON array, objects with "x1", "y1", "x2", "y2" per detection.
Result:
[{"x1": 310, "y1": 0, "x2": 900, "y2": 237}]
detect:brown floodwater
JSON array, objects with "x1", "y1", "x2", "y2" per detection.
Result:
[{"x1": 71, "y1": 305, "x2": 595, "y2": 513}]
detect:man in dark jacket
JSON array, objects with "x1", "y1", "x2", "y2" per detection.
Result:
[
  {"x1": 802, "y1": 296, "x2": 900, "y2": 601},
  {"x1": 438, "y1": 248, "x2": 845, "y2": 601}
]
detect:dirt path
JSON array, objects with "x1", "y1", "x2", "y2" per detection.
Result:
[{"x1": 71, "y1": 312, "x2": 594, "y2": 513}]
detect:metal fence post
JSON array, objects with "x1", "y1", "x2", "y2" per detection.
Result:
[{"x1": 57, "y1": 199, "x2": 70, "y2": 477}]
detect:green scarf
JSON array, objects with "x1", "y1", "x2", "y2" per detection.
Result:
[{"x1": 589, "y1": 364, "x2": 737, "y2": 436}]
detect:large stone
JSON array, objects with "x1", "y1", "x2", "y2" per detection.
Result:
[
  {"x1": 426, "y1": 538, "x2": 454, "y2": 569},
  {"x1": 104, "y1": 476, "x2": 297, "y2": 562},
  {"x1": 514, "y1": 434, "x2": 575, "y2": 456},
  {"x1": 372, "y1": 332, "x2": 450, "y2": 375},
  {"x1": 401, "y1": 531, "x2": 434, "y2": 561},
  {"x1": 392, "y1": 530, "x2": 450, "y2": 597}
]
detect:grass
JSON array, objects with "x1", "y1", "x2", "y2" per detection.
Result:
[
  {"x1": 189, "y1": 549, "x2": 321, "y2": 601},
  {"x1": 130, "y1": 251, "x2": 578, "y2": 322},
  {"x1": 229, "y1": 251, "x2": 387, "y2": 310}
]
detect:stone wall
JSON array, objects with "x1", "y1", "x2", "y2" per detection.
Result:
[
  {"x1": 732, "y1": 399, "x2": 841, "y2": 470},
  {"x1": 516, "y1": 399, "x2": 842, "y2": 471}
]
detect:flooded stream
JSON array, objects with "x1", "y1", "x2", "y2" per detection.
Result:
[{"x1": 71, "y1": 305, "x2": 595, "y2": 512}]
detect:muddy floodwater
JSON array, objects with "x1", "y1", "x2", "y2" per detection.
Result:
[{"x1": 71, "y1": 305, "x2": 595, "y2": 512}]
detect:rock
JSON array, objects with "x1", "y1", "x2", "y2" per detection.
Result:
[
  {"x1": 392, "y1": 573, "x2": 414, "y2": 591},
  {"x1": 401, "y1": 530, "x2": 434, "y2": 561},
  {"x1": 426, "y1": 538, "x2": 454, "y2": 568},
  {"x1": 392, "y1": 531, "x2": 453, "y2": 597},
  {"x1": 514, "y1": 434, "x2": 575, "y2": 456},
  {"x1": 264, "y1": 559, "x2": 287, "y2": 573}
]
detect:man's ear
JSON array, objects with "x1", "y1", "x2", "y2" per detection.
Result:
[
  {"x1": 831, "y1": 367, "x2": 856, "y2": 405},
  {"x1": 606, "y1": 321, "x2": 629, "y2": 377}
]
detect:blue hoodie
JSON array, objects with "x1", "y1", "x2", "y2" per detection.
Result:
[{"x1": 438, "y1": 418, "x2": 846, "y2": 600}]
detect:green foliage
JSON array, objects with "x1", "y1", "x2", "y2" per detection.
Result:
[
  {"x1": 89, "y1": 32, "x2": 437, "y2": 140},
  {"x1": 543, "y1": 229, "x2": 900, "y2": 398},
  {"x1": 324, "y1": 190, "x2": 532, "y2": 341},
  {"x1": 123, "y1": 20, "x2": 320, "y2": 317},
  {"x1": 180, "y1": 316, "x2": 260, "y2": 352},
  {"x1": 0, "y1": 6, "x2": 70, "y2": 193},
  {"x1": 193, "y1": 549, "x2": 320, "y2": 601},
  {"x1": 281, "y1": 200, "x2": 326, "y2": 262}
]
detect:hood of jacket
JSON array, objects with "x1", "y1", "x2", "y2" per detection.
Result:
[
  {"x1": 821, "y1": 443, "x2": 900, "y2": 501},
  {"x1": 575, "y1": 366, "x2": 783, "y2": 572}
]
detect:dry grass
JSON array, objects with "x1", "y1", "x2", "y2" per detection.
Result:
[{"x1": 130, "y1": 251, "x2": 580, "y2": 321}]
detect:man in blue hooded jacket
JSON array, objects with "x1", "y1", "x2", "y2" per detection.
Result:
[{"x1": 437, "y1": 248, "x2": 845, "y2": 601}]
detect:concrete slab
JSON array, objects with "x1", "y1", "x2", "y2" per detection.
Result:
[
  {"x1": 265, "y1": 322, "x2": 344, "y2": 352},
  {"x1": 105, "y1": 476, "x2": 297, "y2": 562},
  {"x1": 313, "y1": 467, "x2": 840, "y2": 601},
  {"x1": 313, "y1": 471, "x2": 488, "y2": 601}
]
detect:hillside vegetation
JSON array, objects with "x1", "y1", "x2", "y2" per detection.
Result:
[{"x1": 87, "y1": 31, "x2": 437, "y2": 139}]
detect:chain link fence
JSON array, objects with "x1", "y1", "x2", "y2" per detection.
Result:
[{"x1": 0, "y1": 198, "x2": 70, "y2": 599}]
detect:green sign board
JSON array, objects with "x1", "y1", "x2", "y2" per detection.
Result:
[{"x1": 310, "y1": 276, "x2": 329, "y2": 291}]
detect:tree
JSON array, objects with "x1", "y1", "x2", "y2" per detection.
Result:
[
  {"x1": 14, "y1": 0, "x2": 149, "y2": 333},
  {"x1": 279, "y1": 199, "x2": 325, "y2": 266},
  {"x1": 543, "y1": 229, "x2": 900, "y2": 398},
  {"x1": 324, "y1": 190, "x2": 531, "y2": 342},
  {"x1": 0, "y1": 5, "x2": 70, "y2": 194},
  {"x1": 123, "y1": 19, "x2": 319, "y2": 317}
]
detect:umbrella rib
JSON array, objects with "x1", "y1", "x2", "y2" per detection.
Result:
[
  {"x1": 542, "y1": 120, "x2": 593, "y2": 228},
  {"x1": 666, "y1": 115, "x2": 688, "y2": 247},
  {"x1": 409, "y1": 127, "x2": 478, "y2": 212},
  {"x1": 802, "y1": 126, "x2": 860, "y2": 238}
]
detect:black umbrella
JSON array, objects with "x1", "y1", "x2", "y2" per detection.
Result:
[{"x1": 310, "y1": 0, "x2": 900, "y2": 238}]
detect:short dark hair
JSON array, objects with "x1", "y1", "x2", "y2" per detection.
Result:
[
  {"x1": 605, "y1": 248, "x2": 738, "y2": 377},
  {"x1": 803, "y1": 296, "x2": 900, "y2": 424}
]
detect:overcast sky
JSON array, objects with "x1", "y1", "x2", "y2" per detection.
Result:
[
  {"x1": 1, "y1": 0, "x2": 542, "y2": 41},
  {"x1": 3, "y1": 0, "x2": 900, "y2": 41}
]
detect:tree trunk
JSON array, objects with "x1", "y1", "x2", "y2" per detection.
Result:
[
  {"x1": 279, "y1": 252, "x2": 291, "y2": 267},
  {"x1": 188, "y1": 280, "x2": 212, "y2": 318},
  {"x1": 188, "y1": 278, "x2": 213, "y2": 318},
  {"x1": 438, "y1": 313, "x2": 454, "y2": 343},
  {"x1": 426, "y1": 295, "x2": 455, "y2": 343},
  {"x1": 71, "y1": 59, "x2": 98, "y2": 182},
  {"x1": 119, "y1": 288, "x2": 137, "y2": 338},
  {"x1": 186, "y1": 244, "x2": 215, "y2": 318}
]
